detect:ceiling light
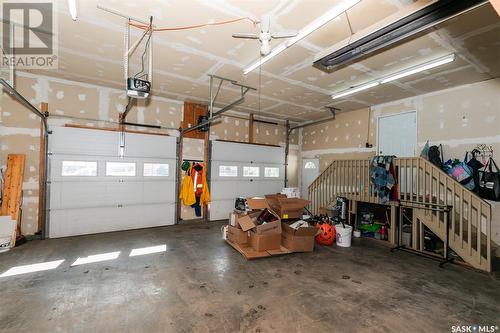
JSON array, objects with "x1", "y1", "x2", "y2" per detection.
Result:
[
  {"x1": 380, "y1": 54, "x2": 456, "y2": 83},
  {"x1": 0, "y1": 260, "x2": 64, "y2": 277},
  {"x1": 243, "y1": 0, "x2": 361, "y2": 75},
  {"x1": 68, "y1": 0, "x2": 78, "y2": 21},
  {"x1": 332, "y1": 81, "x2": 380, "y2": 99},
  {"x1": 331, "y1": 53, "x2": 456, "y2": 99}
]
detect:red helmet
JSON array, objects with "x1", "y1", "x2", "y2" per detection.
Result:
[{"x1": 315, "y1": 223, "x2": 336, "y2": 246}]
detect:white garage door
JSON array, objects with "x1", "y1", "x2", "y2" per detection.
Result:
[
  {"x1": 48, "y1": 126, "x2": 177, "y2": 238},
  {"x1": 209, "y1": 141, "x2": 285, "y2": 221}
]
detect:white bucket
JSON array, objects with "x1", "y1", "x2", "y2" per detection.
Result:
[{"x1": 336, "y1": 224, "x2": 353, "y2": 247}]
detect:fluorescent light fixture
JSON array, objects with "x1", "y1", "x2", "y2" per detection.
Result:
[
  {"x1": 243, "y1": 0, "x2": 361, "y2": 74},
  {"x1": 331, "y1": 53, "x2": 456, "y2": 99},
  {"x1": 68, "y1": 0, "x2": 78, "y2": 21},
  {"x1": 332, "y1": 81, "x2": 380, "y2": 99},
  {"x1": 0, "y1": 260, "x2": 64, "y2": 278},
  {"x1": 129, "y1": 244, "x2": 167, "y2": 257},
  {"x1": 380, "y1": 54, "x2": 456, "y2": 84},
  {"x1": 71, "y1": 251, "x2": 120, "y2": 266}
]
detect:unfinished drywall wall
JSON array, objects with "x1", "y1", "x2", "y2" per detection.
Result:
[
  {"x1": 302, "y1": 78, "x2": 500, "y2": 172},
  {"x1": 0, "y1": 72, "x2": 297, "y2": 235}
]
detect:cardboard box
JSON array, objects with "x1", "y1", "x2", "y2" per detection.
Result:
[
  {"x1": 229, "y1": 211, "x2": 246, "y2": 228},
  {"x1": 246, "y1": 197, "x2": 269, "y2": 210},
  {"x1": 227, "y1": 225, "x2": 249, "y2": 244},
  {"x1": 236, "y1": 210, "x2": 282, "y2": 235},
  {"x1": 281, "y1": 223, "x2": 320, "y2": 252},
  {"x1": 265, "y1": 195, "x2": 310, "y2": 219},
  {"x1": 281, "y1": 187, "x2": 300, "y2": 198},
  {"x1": 237, "y1": 211, "x2": 261, "y2": 231},
  {"x1": 249, "y1": 231, "x2": 281, "y2": 252}
]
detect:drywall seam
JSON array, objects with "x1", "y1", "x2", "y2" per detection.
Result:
[
  {"x1": 372, "y1": 77, "x2": 499, "y2": 110},
  {"x1": 16, "y1": 71, "x2": 184, "y2": 105},
  {"x1": 0, "y1": 125, "x2": 40, "y2": 137},
  {"x1": 302, "y1": 146, "x2": 377, "y2": 157},
  {"x1": 427, "y1": 30, "x2": 492, "y2": 75},
  {"x1": 54, "y1": 48, "x2": 323, "y2": 116},
  {"x1": 418, "y1": 135, "x2": 500, "y2": 148},
  {"x1": 31, "y1": 77, "x2": 50, "y2": 105},
  {"x1": 16, "y1": 71, "x2": 303, "y2": 121},
  {"x1": 98, "y1": 88, "x2": 110, "y2": 121}
]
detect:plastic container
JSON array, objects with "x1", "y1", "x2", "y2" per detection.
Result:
[
  {"x1": 335, "y1": 224, "x2": 353, "y2": 247},
  {"x1": 0, "y1": 237, "x2": 11, "y2": 253},
  {"x1": 353, "y1": 230, "x2": 361, "y2": 238}
]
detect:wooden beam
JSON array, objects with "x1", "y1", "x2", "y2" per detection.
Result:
[
  {"x1": 248, "y1": 113, "x2": 254, "y2": 143},
  {"x1": 1, "y1": 154, "x2": 26, "y2": 247}
]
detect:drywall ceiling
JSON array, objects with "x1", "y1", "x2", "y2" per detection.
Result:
[{"x1": 21, "y1": 0, "x2": 500, "y2": 121}]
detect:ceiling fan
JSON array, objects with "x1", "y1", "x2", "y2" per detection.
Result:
[{"x1": 232, "y1": 15, "x2": 297, "y2": 56}]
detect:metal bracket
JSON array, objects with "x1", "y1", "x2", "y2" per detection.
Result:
[
  {"x1": 208, "y1": 74, "x2": 256, "y2": 117},
  {"x1": 289, "y1": 106, "x2": 340, "y2": 133},
  {"x1": 182, "y1": 75, "x2": 256, "y2": 136}
]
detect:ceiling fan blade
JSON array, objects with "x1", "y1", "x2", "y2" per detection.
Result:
[
  {"x1": 232, "y1": 33, "x2": 259, "y2": 39},
  {"x1": 271, "y1": 31, "x2": 298, "y2": 39}
]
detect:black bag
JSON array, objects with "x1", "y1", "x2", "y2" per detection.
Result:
[
  {"x1": 428, "y1": 144, "x2": 443, "y2": 169},
  {"x1": 466, "y1": 151, "x2": 484, "y2": 193},
  {"x1": 479, "y1": 158, "x2": 500, "y2": 201}
]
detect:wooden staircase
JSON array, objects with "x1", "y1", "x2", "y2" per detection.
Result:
[{"x1": 308, "y1": 157, "x2": 493, "y2": 272}]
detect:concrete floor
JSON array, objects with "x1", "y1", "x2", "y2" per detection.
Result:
[{"x1": 0, "y1": 222, "x2": 499, "y2": 333}]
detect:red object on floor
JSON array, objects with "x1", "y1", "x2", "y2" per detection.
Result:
[{"x1": 315, "y1": 223, "x2": 336, "y2": 246}]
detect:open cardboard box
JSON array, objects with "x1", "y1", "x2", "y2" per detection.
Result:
[
  {"x1": 237, "y1": 210, "x2": 282, "y2": 235},
  {"x1": 281, "y1": 222, "x2": 320, "y2": 252},
  {"x1": 265, "y1": 194, "x2": 310, "y2": 220},
  {"x1": 246, "y1": 197, "x2": 269, "y2": 210}
]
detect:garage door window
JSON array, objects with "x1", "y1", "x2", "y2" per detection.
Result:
[
  {"x1": 62, "y1": 161, "x2": 97, "y2": 176},
  {"x1": 219, "y1": 166, "x2": 238, "y2": 177},
  {"x1": 144, "y1": 163, "x2": 169, "y2": 177},
  {"x1": 106, "y1": 162, "x2": 136, "y2": 176},
  {"x1": 243, "y1": 166, "x2": 260, "y2": 177},
  {"x1": 264, "y1": 167, "x2": 279, "y2": 178}
]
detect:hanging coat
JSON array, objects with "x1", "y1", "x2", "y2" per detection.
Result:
[
  {"x1": 191, "y1": 163, "x2": 204, "y2": 197},
  {"x1": 200, "y1": 164, "x2": 211, "y2": 205},
  {"x1": 179, "y1": 172, "x2": 196, "y2": 206}
]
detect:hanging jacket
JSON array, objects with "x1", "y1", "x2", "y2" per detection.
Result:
[
  {"x1": 191, "y1": 163, "x2": 204, "y2": 197},
  {"x1": 200, "y1": 163, "x2": 210, "y2": 205},
  {"x1": 179, "y1": 167, "x2": 196, "y2": 206}
]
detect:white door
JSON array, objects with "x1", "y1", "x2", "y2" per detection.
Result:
[
  {"x1": 209, "y1": 141, "x2": 285, "y2": 221},
  {"x1": 48, "y1": 126, "x2": 177, "y2": 238},
  {"x1": 301, "y1": 159, "x2": 319, "y2": 200},
  {"x1": 377, "y1": 111, "x2": 417, "y2": 157}
]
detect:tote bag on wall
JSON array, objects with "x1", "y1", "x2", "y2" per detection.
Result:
[{"x1": 479, "y1": 158, "x2": 500, "y2": 201}]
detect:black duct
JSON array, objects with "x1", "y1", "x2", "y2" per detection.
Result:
[{"x1": 314, "y1": 0, "x2": 487, "y2": 73}]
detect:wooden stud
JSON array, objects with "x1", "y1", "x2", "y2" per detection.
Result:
[{"x1": 1, "y1": 154, "x2": 26, "y2": 247}]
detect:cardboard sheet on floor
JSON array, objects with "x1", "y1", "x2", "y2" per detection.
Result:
[{"x1": 226, "y1": 239, "x2": 291, "y2": 260}]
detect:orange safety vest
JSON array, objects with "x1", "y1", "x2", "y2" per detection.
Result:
[{"x1": 191, "y1": 164, "x2": 204, "y2": 196}]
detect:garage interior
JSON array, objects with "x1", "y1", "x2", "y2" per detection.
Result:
[{"x1": 0, "y1": 0, "x2": 499, "y2": 332}]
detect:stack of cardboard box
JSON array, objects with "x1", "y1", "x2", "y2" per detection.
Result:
[{"x1": 225, "y1": 194, "x2": 319, "y2": 259}]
